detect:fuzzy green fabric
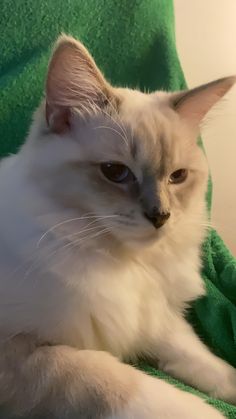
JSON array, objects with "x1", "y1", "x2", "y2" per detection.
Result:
[{"x1": 0, "y1": 0, "x2": 236, "y2": 417}]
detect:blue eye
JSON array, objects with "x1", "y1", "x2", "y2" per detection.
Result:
[{"x1": 100, "y1": 163, "x2": 136, "y2": 184}]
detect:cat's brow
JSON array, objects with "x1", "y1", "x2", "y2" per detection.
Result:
[{"x1": 94, "y1": 125, "x2": 128, "y2": 147}]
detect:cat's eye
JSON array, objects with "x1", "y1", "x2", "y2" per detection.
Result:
[
  {"x1": 100, "y1": 162, "x2": 136, "y2": 184},
  {"x1": 169, "y1": 169, "x2": 188, "y2": 184}
]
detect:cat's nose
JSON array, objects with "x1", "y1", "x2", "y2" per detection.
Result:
[{"x1": 144, "y1": 207, "x2": 170, "y2": 229}]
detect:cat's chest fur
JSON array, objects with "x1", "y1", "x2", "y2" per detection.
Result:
[
  {"x1": 23, "y1": 246, "x2": 205, "y2": 360},
  {"x1": 0, "y1": 219, "x2": 205, "y2": 360}
]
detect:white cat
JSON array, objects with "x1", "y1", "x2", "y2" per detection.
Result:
[{"x1": 0, "y1": 35, "x2": 235, "y2": 418}]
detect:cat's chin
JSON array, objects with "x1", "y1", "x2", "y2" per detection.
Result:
[
  {"x1": 113, "y1": 228, "x2": 165, "y2": 250},
  {"x1": 126, "y1": 235, "x2": 163, "y2": 250}
]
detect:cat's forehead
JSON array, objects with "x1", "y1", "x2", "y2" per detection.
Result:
[
  {"x1": 114, "y1": 88, "x2": 177, "y2": 169},
  {"x1": 75, "y1": 87, "x2": 196, "y2": 172}
]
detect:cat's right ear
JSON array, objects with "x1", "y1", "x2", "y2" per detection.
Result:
[
  {"x1": 169, "y1": 76, "x2": 236, "y2": 131},
  {"x1": 45, "y1": 35, "x2": 112, "y2": 133}
]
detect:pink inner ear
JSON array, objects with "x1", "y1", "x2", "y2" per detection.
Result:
[
  {"x1": 174, "y1": 76, "x2": 236, "y2": 128},
  {"x1": 176, "y1": 95, "x2": 215, "y2": 127},
  {"x1": 45, "y1": 35, "x2": 112, "y2": 134},
  {"x1": 46, "y1": 103, "x2": 71, "y2": 134}
]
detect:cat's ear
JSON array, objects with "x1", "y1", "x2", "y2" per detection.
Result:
[
  {"x1": 46, "y1": 34, "x2": 112, "y2": 133},
  {"x1": 170, "y1": 76, "x2": 236, "y2": 130}
]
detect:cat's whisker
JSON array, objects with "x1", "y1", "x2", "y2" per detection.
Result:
[
  {"x1": 188, "y1": 217, "x2": 214, "y2": 229},
  {"x1": 6, "y1": 257, "x2": 36, "y2": 282},
  {"x1": 94, "y1": 125, "x2": 128, "y2": 147},
  {"x1": 10, "y1": 216, "x2": 115, "y2": 281},
  {"x1": 65, "y1": 223, "x2": 104, "y2": 241},
  {"x1": 95, "y1": 88, "x2": 130, "y2": 144},
  {"x1": 101, "y1": 106, "x2": 129, "y2": 147},
  {"x1": 36, "y1": 214, "x2": 117, "y2": 248},
  {"x1": 9, "y1": 216, "x2": 90, "y2": 281},
  {"x1": 81, "y1": 85, "x2": 130, "y2": 147},
  {"x1": 40, "y1": 228, "x2": 111, "y2": 275},
  {"x1": 66, "y1": 215, "x2": 118, "y2": 240},
  {"x1": 24, "y1": 223, "x2": 113, "y2": 280},
  {"x1": 67, "y1": 227, "x2": 111, "y2": 251},
  {"x1": 102, "y1": 107, "x2": 128, "y2": 137},
  {"x1": 32, "y1": 227, "x2": 112, "y2": 276},
  {"x1": 23, "y1": 242, "x2": 70, "y2": 280}
]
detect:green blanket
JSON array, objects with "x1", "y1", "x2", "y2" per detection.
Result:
[{"x1": 0, "y1": 0, "x2": 236, "y2": 417}]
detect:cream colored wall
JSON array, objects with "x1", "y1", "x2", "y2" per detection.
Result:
[{"x1": 174, "y1": 0, "x2": 236, "y2": 255}]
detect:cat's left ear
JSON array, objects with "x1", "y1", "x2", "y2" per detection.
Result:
[
  {"x1": 45, "y1": 34, "x2": 112, "y2": 133},
  {"x1": 170, "y1": 76, "x2": 236, "y2": 130}
]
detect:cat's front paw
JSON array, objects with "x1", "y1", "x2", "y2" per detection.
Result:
[
  {"x1": 114, "y1": 374, "x2": 225, "y2": 419},
  {"x1": 213, "y1": 367, "x2": 236, "y2": 405}
]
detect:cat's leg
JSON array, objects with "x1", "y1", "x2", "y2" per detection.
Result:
[
  {"x1": 0, "y1": 335, "x2": 223, "y2": 419},
  {"x1": 153, "y1": 317, "x2": 236, "y2": 404}
]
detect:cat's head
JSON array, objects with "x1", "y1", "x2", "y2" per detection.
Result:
[{"x1": 25, "y1": 35, "x2": 235, "y2": 248}]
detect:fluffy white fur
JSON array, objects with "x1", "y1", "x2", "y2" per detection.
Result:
[{"x1": 0, "y1": 35, "x2": 235, "y2": 418}]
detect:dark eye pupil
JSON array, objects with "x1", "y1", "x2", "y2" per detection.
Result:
[
  {"x1": 169, "y1": 169, "x2": 187, "y2": 184},
  {"x1": 101, "y1": 163, "x2": 135, "y2": 183}
]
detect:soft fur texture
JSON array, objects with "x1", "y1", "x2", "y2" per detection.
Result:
[{"x1": 0, "y1": 35, "x2": 235, "y2": 418}]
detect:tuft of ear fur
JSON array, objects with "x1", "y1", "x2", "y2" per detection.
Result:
[
  {"x1": 46, "y1": 34, "x2": 112, "y2": 133},
  {"x1": 170, "y1": 76, "x2": 236, "y2": 129}
]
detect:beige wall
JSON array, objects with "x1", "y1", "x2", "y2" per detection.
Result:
[{"x1": 174, "y1": 0, "x2": 236, "y2": 255}]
